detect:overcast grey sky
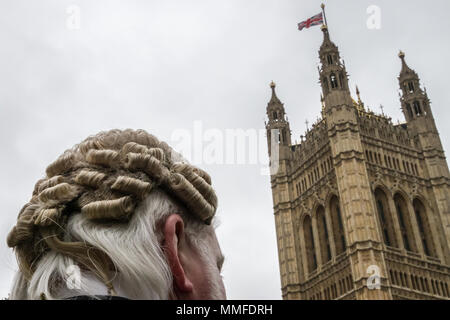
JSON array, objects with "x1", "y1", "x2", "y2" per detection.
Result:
[{"x1": 1, "y1": 0, "x2": 449, "y2": 299}]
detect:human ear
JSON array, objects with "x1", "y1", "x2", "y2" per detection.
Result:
[{"x1": 162, "y1": 214, "x2": 194, "y2": 294}]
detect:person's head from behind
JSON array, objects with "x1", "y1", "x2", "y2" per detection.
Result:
[{"x1": 7, "y1": 129, "x2": 226, "y2": 300}]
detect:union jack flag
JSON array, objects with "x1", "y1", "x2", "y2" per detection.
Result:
[{"x1": 298, "y1": 12, "x2": 323, "y2": 31}]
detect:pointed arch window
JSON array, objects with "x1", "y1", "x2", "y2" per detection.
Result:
[
  {"x1": 374, "y1": 189, "x2": 398, "y2": 248},
  {"x1": 413, "y1": 101, "x2": 422, "y2": 115},
  {"x1": 272, "y1": 111, "x2": 278, "y2": 120},
  {"x1": 394, "y1": 193, "x2": 417, "y2": 252},
  {"x1": 408, "y1": 82, "x2": 415, "y2": 93},
  {"x1": 327, "y1": 55, "x2": 333, "y2": 65},
  {"x1": 330, "y1": 73, "x2": 338, "y2": 89},
  {"x1": 316, "y1": 206, "x2": 332, "y2": 264},
  {"x1": 330, "y1": 196, "x2": 346, "y2": 255},
  {"x1": 303, "y1": 215, "x2": 317, "y2": 273},
  {"x1": 413, "y1": 199, "x2": 436, "y2": 257}
]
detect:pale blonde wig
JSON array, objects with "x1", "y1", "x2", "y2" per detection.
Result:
[{"x1": 7, "y1": 129, "x2": 218, "y2": 298}]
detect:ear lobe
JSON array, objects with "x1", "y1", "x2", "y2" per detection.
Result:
[{"x1": 163, "y1": 214, "x2": 194, "y2": 293}]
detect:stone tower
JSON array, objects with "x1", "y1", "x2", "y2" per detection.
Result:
[
  {"x1": 266, "y1": 25, "x2": 450, "y2": 300},
  {"x1": 266, "y1": 81, "x2": 292, "y2": 155}
]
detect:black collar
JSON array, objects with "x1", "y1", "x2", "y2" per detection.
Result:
[{"x1": 64, "y1": 295, "x2": 130, "y2": 300}]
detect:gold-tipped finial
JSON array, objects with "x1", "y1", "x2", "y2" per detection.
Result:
[
  {"x1": 270, "y1": 81, "x2": 276, "y2": 89},
  {"x1": 398, "y1": 50, "x2": 405, "y2": 59},
  {"x1": 321, "y1": 3, "x2": 325, "y2": 9},
  {"x1": 321, "y1": 24, "x2": 328, "y2": 31}
]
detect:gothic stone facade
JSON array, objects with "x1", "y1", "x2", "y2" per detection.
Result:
[{"x1": 265, "y1": 25, "x2": 450, "y2": 300}]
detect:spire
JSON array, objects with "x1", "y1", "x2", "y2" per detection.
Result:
[
  {"x1": 265, "y1": 81, "x2": 291, "y2": 148},
  {"x1": 356, "y1": 85, "x2": 361, "y2": 102},
  {"x1": 398, "y1": 50, "x2": 418, "y2": 79},
  {"x1": 266, "y1": 81, "x2": 286, "y2": 119},
  {"x1": 397, "y1": 51, "x2": 431, "y2": 122},
  {"x1": 320, "y1": 24, "x2": 337, "y2": 52},
  {"x1": 355, "y1": 85, "x2": 364, "y2": 110},
  {"x1": 269, "y1": 81, "x2": 282, "y2": 105},
  {"x1": 318, "y1": 24, "x2": 350, "y2": 99}
]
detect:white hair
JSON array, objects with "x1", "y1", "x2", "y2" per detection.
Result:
[{"x1": 9, "y1": 189, "x2": 212, "y2": 300}]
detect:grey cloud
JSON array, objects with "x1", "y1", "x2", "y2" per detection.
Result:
[{"x1": 1, "y1": 0, "x2": 449, "y2": 299}]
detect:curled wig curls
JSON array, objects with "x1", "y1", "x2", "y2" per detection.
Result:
[
  {"x1": 46, "y1": 152, "x2": 75, "y2": 178},
  {"x1": 124, "y1": 153, "x2": 170, "y2": 185},
  {"x1": 7, "y1": 129, "x2": 218, "y2": 290},
  {"x1": 120, "y1": 142, "x2": 149, "y2": 157},
  {"x1": 111, "y1": 176, "x2": 153, "y2": 200},
  {"x1": 123, "y1": 152, "x2": 149, "y2": 170},
  {"x1": 168, "y1": 173, "x2": 216, "y2": 223},
  {"x1": 147, "y1": 148, "x2": 165, "y2": 162},
  {"x1": 36, "y1": 176, "x2": 65, "y2": 194},
  {"x1": 38, "y1": 183, "x2": 81, "y2": 203},
  {"x1": 34, "y1": 208, "x2": 61, "y2": 227},
  {"x1": 172, "y1": 164, "x2": 217, "y2": 208},
  {"x1": 192, "y1": 167, "x2": 212, "y2": 185},
  {"x1": 7, "y1": 203, "x2": 38, "y2": 248},
  {"x1": 81, "y1": 196, "x2": 136, "y2": 220},
  {"x1": 75, "y1": 170, "x2": 107, "y2": 188},
  {"x1": 86, "y1": 149, "x2": 120, "y2": 168}
]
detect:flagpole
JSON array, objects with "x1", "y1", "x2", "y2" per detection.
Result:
[{"x1": 321, "y1": 3, "x2": 328, "y2": 26}]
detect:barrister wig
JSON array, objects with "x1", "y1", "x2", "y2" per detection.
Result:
[{"x1": 7, "y1": 129, "x2": 218, "y2": 291}]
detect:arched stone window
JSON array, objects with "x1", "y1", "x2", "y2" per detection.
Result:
[
  {"x1": 411, "y1": 275, "x2": 416, "y2": 290},
  {"x1": 425, "y1": 278, "x2": 430, "y2": 292},
  {"x1": 303, "y1": 215, "x2": 317, "y2": 273},
  {"x1": 327, "y1": 54, "x2": 333, "y2": 65},
  {"x1": 431, "y1": 280, "x2": 437, "y2": 294},
  {"x1": 347, "y1": 275, "x2": 353, "y2": 291},
  {"x1": 408, "y1": 81, "x2": 415, "y2": 93},
  {"x1": 436, "y1": 280, "x2": 442, "y2": 296},
  {"x1": 401, "y1": 273, "x2": 407, "y2": 287},
  {"x1": 413, "y1": 101, "x2": 422, "y2": 115},
  {"x1": 394, "y1": 193, "x2": 418, "y2": 252},
  {"x1": 316, "y1": 206, "x2": 332, "y2": 263},
  {"x1": 374, "y1": 188, "x2": 398, "y2": 248},
  {"x1": 413, "y1": 198, "x2": 436, "y2": 257},
  {"x1": 330, "y1": 196, "x2": 346, "y2": 255},
  {"x1": 330, "y1": 73, "x2": 338, "y2": 89},
  {"x1": 273, "y1": 111, "x2": 278, "y2": 120}
]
